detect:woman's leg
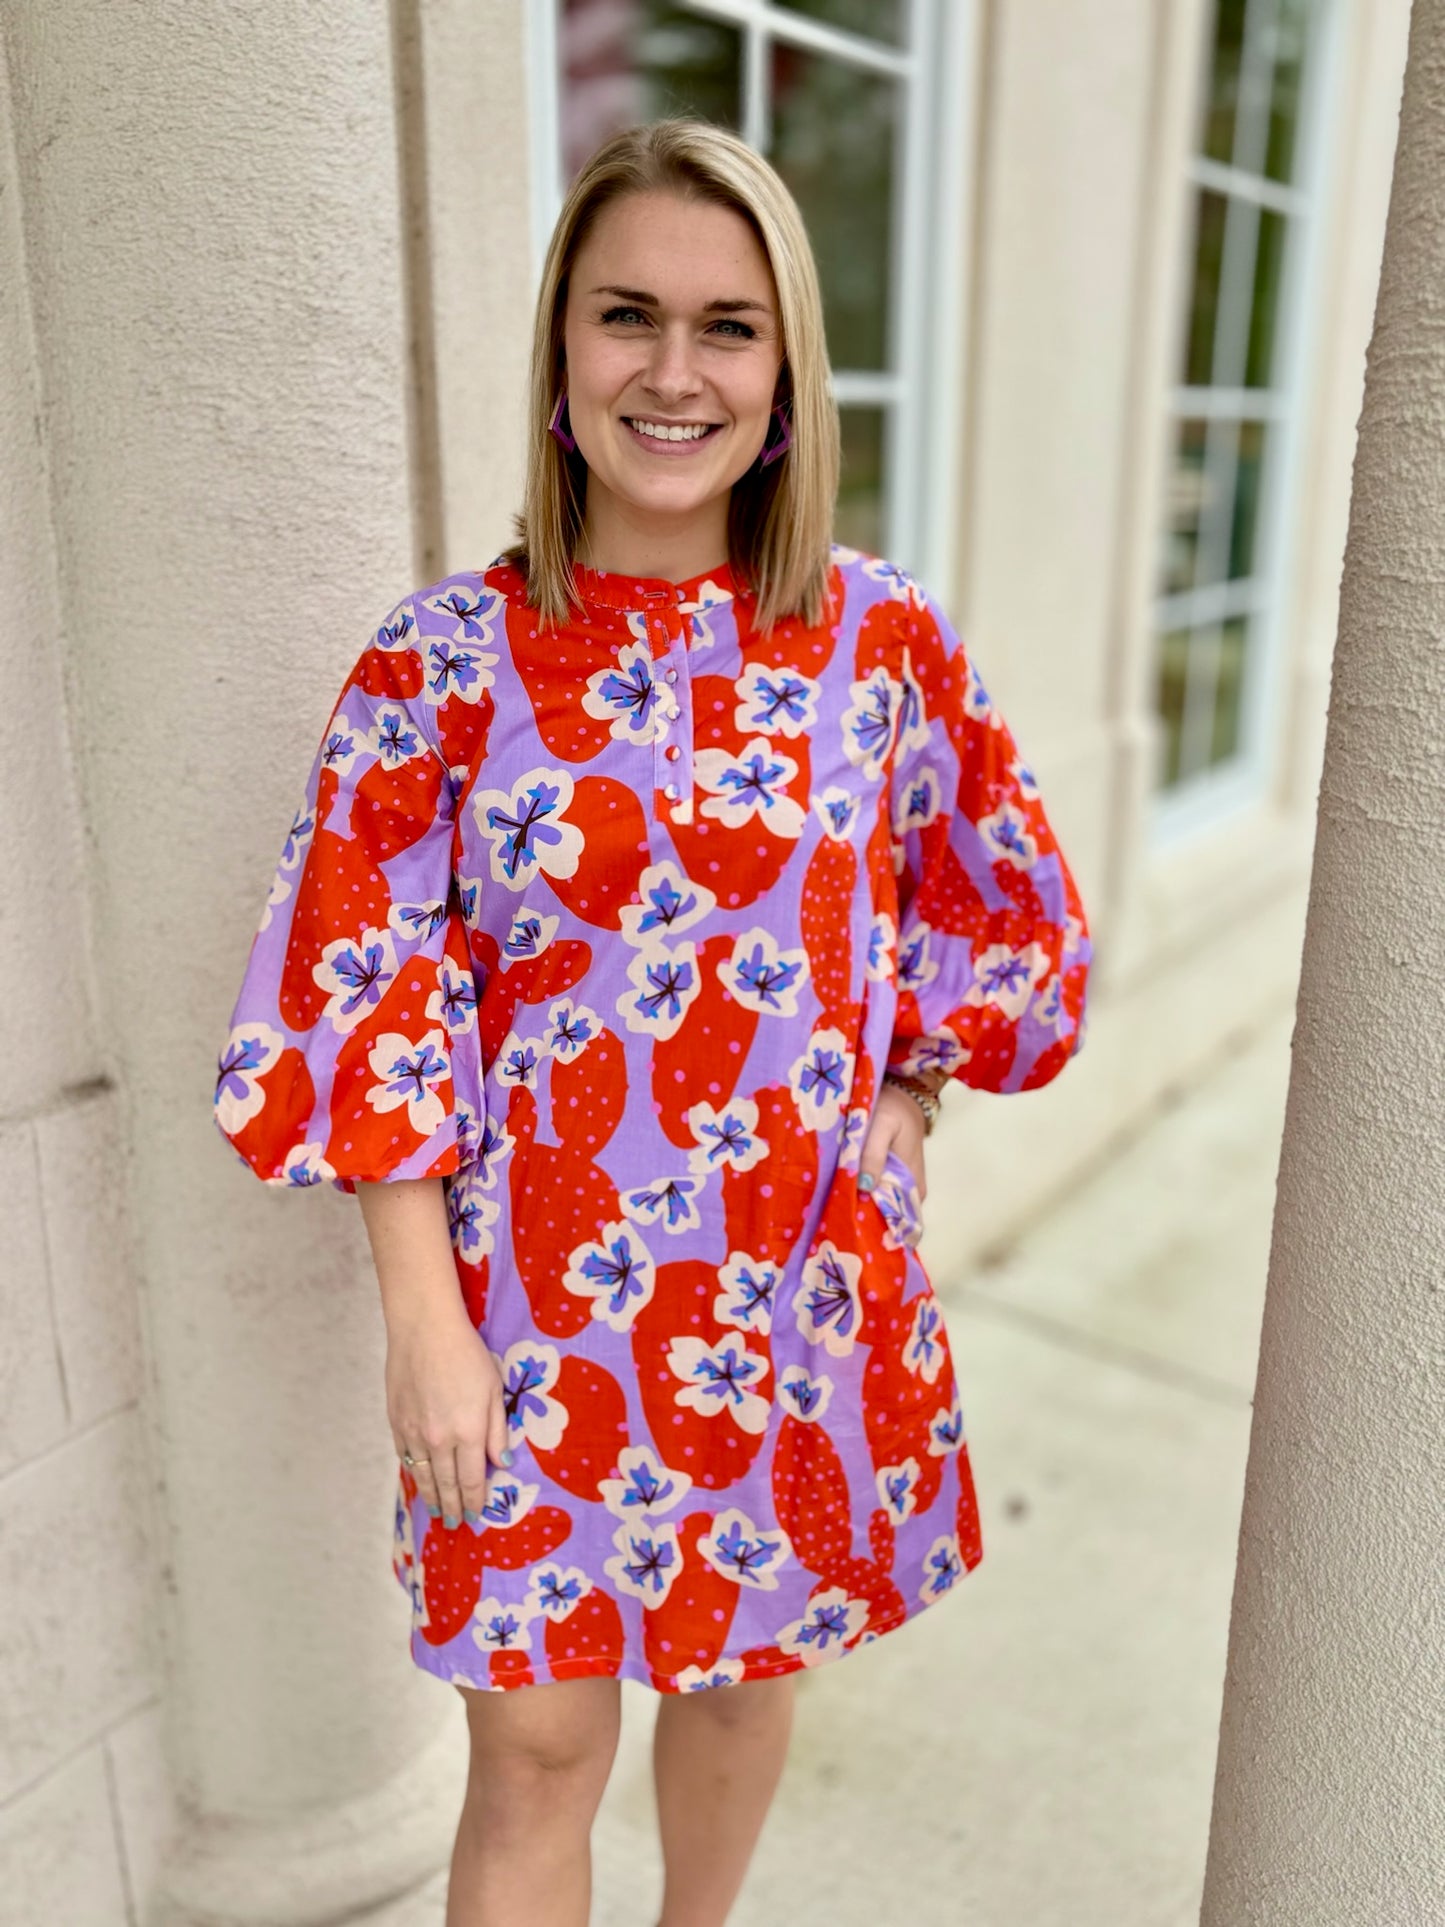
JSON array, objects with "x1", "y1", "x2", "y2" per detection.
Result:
[
  {"x1": 653, "y1": 1674, "x2": 796, "y2": 1926},
  {"x1": 446, "y1": 1675, "x2": 622, "y2": 1927}
]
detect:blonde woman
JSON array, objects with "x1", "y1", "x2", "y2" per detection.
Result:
[{"x1": 215, "y1": 118, "x2": 1092, "y2": 1927}]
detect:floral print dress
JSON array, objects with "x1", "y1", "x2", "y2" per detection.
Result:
[{"x1": 214, "y1": 542, "x2": 1092, "y2": 1694}]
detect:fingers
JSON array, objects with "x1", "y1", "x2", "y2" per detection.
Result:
[{"x1": 486, "y1": 1391, "x2": 514, "y2": 1475}]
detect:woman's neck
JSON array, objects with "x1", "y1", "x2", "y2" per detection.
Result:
[{"x1": 577, "y1": 495, "x2": 729, "y2": 584}]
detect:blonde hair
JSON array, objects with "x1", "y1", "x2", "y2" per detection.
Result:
[{"x1": 501, "y1": 118, "x2": 839, "y2": 634}]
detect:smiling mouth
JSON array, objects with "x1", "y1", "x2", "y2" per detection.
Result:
[{"x1": 623, "y1": 417, "x2": 724, "y2": 445}]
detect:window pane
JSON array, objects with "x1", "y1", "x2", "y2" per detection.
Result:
[
  {"x1": 770, "y1": 41, "x2": 898, "y2": 369},
  {"x1": 1161, "y1": 418, "x2": 1210, "y2": 595},
  {"x1": 835, "y1": 408, "x2": 886, "y2": 554},
  {"x1": 1210, "y1": 615, "x2": 1249, "y2": 765},
  {"x1": 1265, "y1": 0, "x2": 1312, "y2": 182},
  {"x1": 1202, "y1": 0, "x2": 1248, "y2": 165},
  {"x1": 1229, "y1": 420, "x2": 1268, "y2": 578},
  {"x1": 1183, "y1": 190, "x2": 1229, "y2": 387},
  {"x1": 776, "y1": 0, "x2": 904, "y2": 46},
  {"x1": 1156, "y1": 628, "x2": 1194, "y2": 789},
  {"x1": 559, "y1": 1, "x2": 741, "y2": 185},
  {"x1": 1245, "y1": 207, "x2": 1288, "y2": 387}
]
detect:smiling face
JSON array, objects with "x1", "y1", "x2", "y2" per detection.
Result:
[{"x1": 561, "y1": 189, "x2": 785, "y2": 575}]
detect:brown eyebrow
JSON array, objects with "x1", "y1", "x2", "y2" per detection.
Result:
[{"x1": 589, "y1": 284, "x2": 773, "y2": 316}]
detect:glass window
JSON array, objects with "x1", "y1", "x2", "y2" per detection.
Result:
[
  {"x1": 1151, "y1": 0, "x2": 1325, "y2": 802},
  {"x1": 554, "y1": 1, "x2": 933, "y2": 564}
]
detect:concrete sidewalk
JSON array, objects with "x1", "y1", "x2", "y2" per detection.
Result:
[{"x1": 402, "y1": 1005, "x2": 1293, "y2": 1926}]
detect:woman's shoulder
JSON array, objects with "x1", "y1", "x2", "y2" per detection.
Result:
[
  {"x1": 382, "y1": 553, "x2": 529, "y2": 633},
  {"x1": 826, "y1": 542, "x2": 948, "y2": 626}
]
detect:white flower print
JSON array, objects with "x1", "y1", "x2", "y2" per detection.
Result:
[
  {"x1": 892, "y1": 763, "x2": 943, "y2": 838},
  {"x1": 215, "y1": 1021, "x2": 284, "y2": 1134},
  {"x1": 962, "y1": 941, "x2": 1053, "y2": 1022},
  {"x1": 697, "y1": 1508, "x2": 793, "y2": 1591},
  {"x1": 562, "y1": 1220, "x2": 657, "y2": 1333},
  {"x1": 319, "y1": 719, "x2": 363, "y2": 776},
  {"x1": 679, "y1": 581, "x2": 733, "y2": 650},
  {"x1": 260, "y1": 867, "x2": 292, "y2": 932},
  {"x1": 775, "y1": 1367, "x2": 834, "y2": 1423},
  {"x1": 811, "y1": 784, "x2": 862, "y2": 841},
  {"x1": 927, "y1": 1392, "x2": 966, "y2": 1457},
  {"x1": 1010, "y1": 752, "x2": 1041, "y2": 801},
  {"x1": 473, "y1": 1478, "x2": 540, "y2": 1530},
  {"x1": 313, "y1": 925, "x2": 399, "y2": 1034},
  {"x1": 686, "y1": 1097, "x2": 769, "y2": 1178},
  {"x1": 619, "y1": 1173, "x2": 707, "y2": 1236},
  {"x1": 860, "y1": 557, "x2": 927, "y2": 610},
  {"x1": 372, "y1": 602, "x2": 418, "y2": 652},
  {"x1": 582, "y1": 639, "x2": 679, "y2": 745},
  {"x1": 904, "y1": 1293, "x2": 946, "y2": 1384},
  {"x1": 368, "y1": 705, "x2": 426, "y2": 770},
  {"x1": 389, "y1": 899, "x2": 449, "y2": 944},
  {"x1": 495, "y1": 1029, "x2": 545, "y2": 1089},
  {"x1": 788, "y1": 1026, "x2": 855, "y2": 1132},
  {"x1": 473, "y1": 1112, "x2": 515, "y2": 1188},
  {"x1": 893, "y1": 645, "x2": 933, "y2": 761},
  {"x1": 876, "y1": 1457, "x2": 922, "y2": 1524},
  {"x1": 732, "y1": 662, "x2": 821, "y2": 738},
  {"x1": 718, "y1": 928, "x2": 810, "y2": 1019},
  {"x1": 446, "y1": 1169, "x2": 501, "y2": 1263},
  {"x1": 777, "y1": 1587, "x2": 870, "y2": 1664},
  {"x1": 456, "y1": 874, "x2": 485, "y2": 930},
  {"x1": 544, "y1": 997, "x2": 600, "y2": 1059},
  {"x1": 471, "y1": 765, "x2": 586, "y2": 891},
  {"x1": 897, "y1": 923, "x2": 940, "y2": 996},
  {"x1": 618, "y1": 860, "x2": 717, "y2": 946},
  {"x1": 865, "y1": 911, "x2": 898, "y2": 984},
  {"x1": 840, "y1": 666, "x2": 904, "y2": 781},
  {"x1": 363, "y1": 1028, "x2": 452, "y2": 1138},
  {"x1": 490, "y1": 1340, "x2": 568, "y2": 1452},
  {"x1": 266, "y1": 1141, "x2": 335, "y2": 1188},
  {"x1": 616, "y1": 941, "x2": 701, "y2": 1042},
  {"x1": 694, "y1": 738, "x2": 807, "y2": 840},
  {"x1": 713, "y1": 1251, "x2": 780, "y2": 1335},
  {"x1": 471, "y1": 1597, "x2": 537, "y2": 1653},
  {"x1": 279, "y1": 802, "x2": 317, "y2": 869},
  {"x1": 963, "y1": 654, "x2": 1003, "y2": 727},
  {"x1": 426, "y1": 582, "x2": 507, "y2": 648},
  {"x1": 500, "y1": 906, "x2": 560, "y2": 966},
  {"x1": 667, "y1": 1333, "x2": 772, "y2": 1435},
  {"x1": 675, "y1": 1659, "x2": 746, "y2": 1691},
  {"x1": 427, "y1": 957, "x2": 479, "y2": 1036},
  {"x1": 889, "y1": 1031, "x2": 967, "y2": 1081},
  {"x1": 977, "y1": 800, "x2": 1039, "y2": 870},
  {"x1": 421, "y1": 631, "x2": 498, "y2": 706},
  {"x1": 526, "y1": 1563, "x2": 593, "y2": 1622},
  {"x1": 604, "y1": 1518, "x2": 684, "y2": 1608},
  {"x1": 920, "y1": 1534, "x2": 964, "y2": 1602},
  {"x1": 598, "y1": 1444, "x2": 693, "y2": 1522},
  {"x1": 792, "y1": 1243, "x2": 864, "y2": 1358}
]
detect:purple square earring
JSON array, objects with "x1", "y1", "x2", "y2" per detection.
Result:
[
  {"x1": 758, "y1": 401, "x2": 793, "y2": 468},
  {"x1": 549, "y1": 389, "x2": 577, "y2": 452}
]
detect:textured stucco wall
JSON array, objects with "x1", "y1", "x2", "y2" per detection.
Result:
[{"x1": 1201, "y1": 0, "x2": 1445, "y2": 1914}]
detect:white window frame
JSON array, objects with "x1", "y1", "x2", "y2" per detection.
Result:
[
  {"x1": 525, "y1": 0, "x2": 978, "y2": 598},
  {"x1": 1150, "y1": 0, "x2": 1345, "y2": 848}
]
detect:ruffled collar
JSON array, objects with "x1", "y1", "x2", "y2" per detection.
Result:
[{"x1": 569, "y1": 556, "x2": 743, "y2": 613}]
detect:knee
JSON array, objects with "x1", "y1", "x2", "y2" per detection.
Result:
[{"x1": 458, "y1": 1686, "x2": 619, "y2": 1838}]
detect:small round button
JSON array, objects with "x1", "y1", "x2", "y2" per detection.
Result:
[
  {"x1": 665, "y1": 666, "x2": 678, "y2": 683},
  {"x1": 663, "y1": 782, "x2": 679, "y2": 801},
  {"x1": 665, "y1": 743, "x2": 680, "y2": 762}
]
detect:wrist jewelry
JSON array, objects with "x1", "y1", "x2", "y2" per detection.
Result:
[{"x1": 883, "y1": 1072, "x2": 941, "y2": 1136}]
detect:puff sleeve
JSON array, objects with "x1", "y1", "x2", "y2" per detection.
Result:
[
  {"x1": 213, "y1": 598, "x2": 486, "y2": 1190},
  {"x1": 885, "y1": 579, "x2": 1092, "y2": 1095}
]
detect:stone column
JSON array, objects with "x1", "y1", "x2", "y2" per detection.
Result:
[
  {"x1": 1200, "y1": 2, "x2": 1445, "y2": 1918},
  {"x1": 3, "y1": 1, "x2": 524, "y2": 1919}
]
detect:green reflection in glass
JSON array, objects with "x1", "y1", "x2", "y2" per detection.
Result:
[
  {"x1": 1161, "y1": 418, "x2": 1210, "y2": 595},
  {"x1": 770, "y1": 40, "x2": 897, "y2": 370},
  {"x1": 1265, "y1": 0, "x2": 1312, "y2": 182},
  {"x1": 559, "y1": 2, "x2": 741, "y2": 185},
  {"x1": 1203, "y1": 0, "x2": 1247, "y2": 164},
  {"x1": 1156, "y1": 628, "x2": 1194, "y2": 789},
  {"x1": 1246, "y1": 208, "x2": 1288, "y2": 387},
  {"x1": 836, "y1": 407, "x2": 885, "y2": 555},
  {"x1": 1184, "y1": 190, "x2": 1229, "y2": 387},
  {"x1": 1211, "y1": 616, "x2": 1249, "y2": 764},
  {"x1": 776, "y1": 0, "x2": 904, "y2": 45},
  {"x1": 1230, "y1": 420, "x2": 1268, "y2": 579}
]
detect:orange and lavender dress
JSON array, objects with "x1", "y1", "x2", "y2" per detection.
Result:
[{"x1": 214, "y1": 542, "x2": 1091, "y2": 1693}]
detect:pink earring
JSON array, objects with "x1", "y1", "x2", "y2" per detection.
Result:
[
  {"x1": 549, "y1": 389, "x2": 576, "y2": 452},
  {"x1": 758, "y1": 401, "x2": 793, "y2": 468}
]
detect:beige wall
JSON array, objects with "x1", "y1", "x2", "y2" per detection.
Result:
[{"x1": 0, "y1": 0, "x2": 1411, "y2": 1919}]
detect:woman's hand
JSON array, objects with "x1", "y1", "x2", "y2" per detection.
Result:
[
  {"x1": 355, "y1": 1176, "x2": 512, "y2": 1530},
  {"x1": 858, "y1": 1079, "x2": 930, "y2": 1200},
  {"x1": 384, "y1": 1306, "x2": 511, "y2": 1528}
]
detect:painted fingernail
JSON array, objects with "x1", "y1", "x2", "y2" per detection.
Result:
[
  {"x1": 499, "y1": 1447, "x2": 515, "y2": 1468},
  {"x1": 443, "y1": 1513, "x2": 460, "y2": 1530},
  {"x1": 426, "y1": 1503, "x2": 442, "y2": 1519},
  {"x1": 463, "y1": 1508, "x2": 482, "y2": 1527},
  {"x1": 858, "y1": 1172, "x2": 877, "y2": 1193}
]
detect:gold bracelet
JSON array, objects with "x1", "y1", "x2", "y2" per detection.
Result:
[{"x1": 882, "y1": 1071, "x2": 941, "y2": 1136}]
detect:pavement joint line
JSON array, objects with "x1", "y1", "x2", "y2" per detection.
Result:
[{"x1": 945, "y1": 1282, "x2": 1257, "y2": 1411}]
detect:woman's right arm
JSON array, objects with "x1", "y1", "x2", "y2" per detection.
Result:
[{"x1": 356, "y1": 1176, "x2": 511, "y2": 1528}]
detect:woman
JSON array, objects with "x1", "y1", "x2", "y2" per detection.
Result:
[{"x1": 215, "y1": 119, "x2": 1091, "y2": 1927}]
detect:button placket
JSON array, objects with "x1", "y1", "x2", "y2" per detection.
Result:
[{"x1": 643, "y1": 595, "x2": 694, "y2": 821}]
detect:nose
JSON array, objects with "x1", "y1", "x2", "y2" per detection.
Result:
[{"x1": 642, "y1": 322, "x2": 704, "y2": 404}]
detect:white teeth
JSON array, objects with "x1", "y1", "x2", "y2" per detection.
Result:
[{"x1": 628, "y1": 419, "x2": 713, "y2": 442}]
